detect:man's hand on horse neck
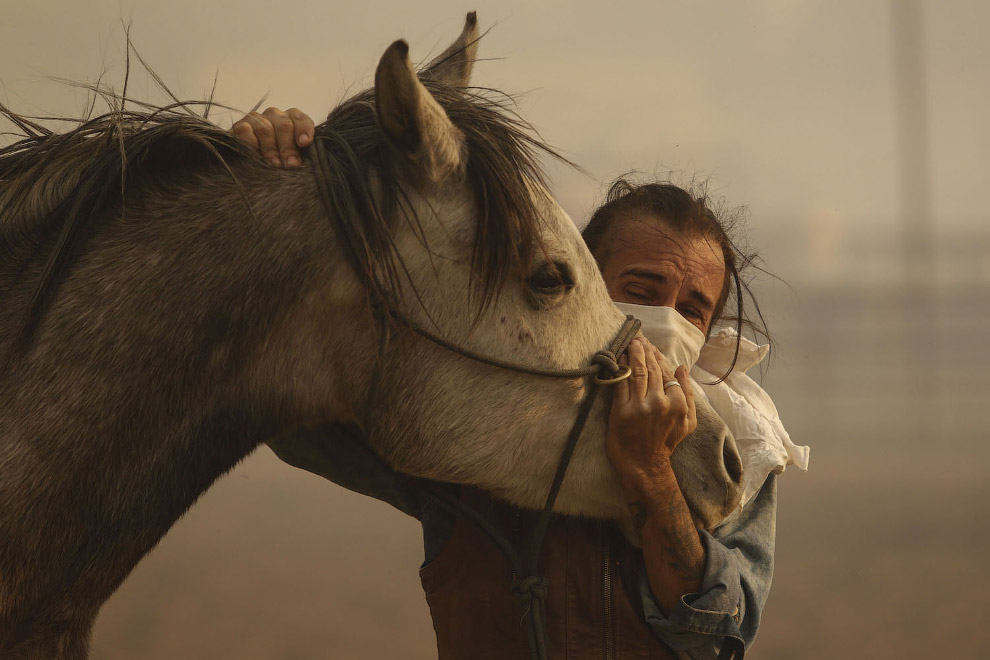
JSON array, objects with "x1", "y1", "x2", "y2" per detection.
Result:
[
  {"x1": 232, "y1": 107, "x2": 315, "y2": 168},
  {"x1": 607, "y1": 337, "x2": 705, "y2": 614}
]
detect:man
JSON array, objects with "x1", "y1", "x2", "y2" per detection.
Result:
[{"x1": 234, "y1": 108, "x2": 777, "y2": 660}]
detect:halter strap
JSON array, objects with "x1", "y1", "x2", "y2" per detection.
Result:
[{"x1": 391, "y1": 308, "x2": 637, "y2": 380}]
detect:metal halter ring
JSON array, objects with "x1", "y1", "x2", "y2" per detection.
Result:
[
  {"x1": 663, "y1": 380, "x2": 682, "y2": 390},
  {"x1": 593, "y1": 364, "x2": 632, "y2": 385}
]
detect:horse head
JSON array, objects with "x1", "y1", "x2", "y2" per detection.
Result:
[{"x1": 282, "y1": 14, "x2": 744, "y2": 530}]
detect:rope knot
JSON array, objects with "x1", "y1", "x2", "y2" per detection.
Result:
[
  {"x1": 590, "y1": 350, "x2": 619, "y2": 378},
  {"x1": 511, "y1": 575, "x2": 549, "y2": 603}
]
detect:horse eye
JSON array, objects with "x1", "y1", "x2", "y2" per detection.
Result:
[{"x1": 528, "y1": 261, "x2": 575, "y2": 295}]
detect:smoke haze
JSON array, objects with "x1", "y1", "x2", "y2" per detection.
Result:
[{"x1": 2, "y1": 2, "x2": 988, "y2": 658}]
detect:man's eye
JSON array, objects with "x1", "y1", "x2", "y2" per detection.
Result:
[
  {"x1": 678, "y1": 307, "x2": 710, "y2": 332},
  {"x1": 625, "y1": 289, "x2": 651, "y2": 302},
  {"x1": 679, "y1": 306, "x2": 706, "y2": 323}
]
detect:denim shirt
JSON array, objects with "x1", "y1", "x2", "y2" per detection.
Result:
[
  {"x1": 266, "y1": 426, "x2": 776, "y2": 659},
  {"x1": 642, "y1": 474, "x2": 776, "y2": 659}
]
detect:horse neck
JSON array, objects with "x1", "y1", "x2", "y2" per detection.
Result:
[
  {"x1": 5, "y1": 162, "x2": 364, "y2": 418},
  {"x1": 0, "y1": 162, "x2": 374, "y2": 624}
]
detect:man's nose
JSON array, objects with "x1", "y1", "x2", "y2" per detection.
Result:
[
  {"x1": 654, "y1": 288, "x2": 679, "y2": 308},
  {"x1": 654, "y1": 276, "x2": 689, "y2": 308}
]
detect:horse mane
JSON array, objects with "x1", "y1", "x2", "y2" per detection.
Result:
[
  {"x1": 0, "y1": 105, "x2": 254, "y2": 236},
  {"x1": 0, "y1": 103, "x2": 258, "y2": 358},
  {"x1": 0, "y1": 71, "x2": 563, "y2": 361},
  {"x1": 312, "y1": 78, "x2": 562, "y2": 314}
]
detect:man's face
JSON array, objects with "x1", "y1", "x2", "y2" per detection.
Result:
[{"x1": 598, "y1": 214, "x2": 726, "y2": 334}]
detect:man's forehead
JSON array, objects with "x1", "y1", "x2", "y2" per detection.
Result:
[{"x1": 610, "y1": 215, "x2": 725, "y2": 273}]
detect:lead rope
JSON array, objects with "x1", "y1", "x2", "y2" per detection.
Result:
[{"x1": 423, "y1": 316, "x2": 640, "y2": 660}]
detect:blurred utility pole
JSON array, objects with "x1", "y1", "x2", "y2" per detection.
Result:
[
  {"x1": 892, "y1": 0, "x2": 934, "y2": 289},
  {"x1": 891, "y1": 0, "x2": 937, "y2": 438}
]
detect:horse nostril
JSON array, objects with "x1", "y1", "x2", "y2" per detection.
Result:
[{"x1": 723, "y1": 434, "x2": 744, "y2": 486}]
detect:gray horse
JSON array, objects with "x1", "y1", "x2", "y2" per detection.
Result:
[{"x1": 0, "y1": 14, "x2": 742, "y2": 658}]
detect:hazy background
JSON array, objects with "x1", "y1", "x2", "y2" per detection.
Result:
[{"x1": 2, "y1": 1, "x2": 988, "y2": 658}]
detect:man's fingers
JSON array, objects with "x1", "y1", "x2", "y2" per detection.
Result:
[
  {"x1": 643, "y1": 340, "x2": 664, "y2": 399},
  {"x1": 239, "y1": 111, "x2": 279, "y2": 165},
  {"x1": 612, "y1": 353, "x2": 630, "y2": 407},
  {"x1": 232, "y1": 112, "x2": 274, "y2": 157},
  {"x1": 654, "y1": 347, "x2": 676, "y2": 390},
  {"x1": 231, "y1": 120, "x2": 259, "y2": 151},
  {"x1": 262, "y1": 107, "x2": 298, "y2": 167},
  {"x1": 675, "y1": 364, "x2": 697, "y2": 433},
  {"x1": 231, "y1": 106, "x2": 315, "y2": 168},
  {"x1": 287, "y1": 107, "x2": 315, "y2": 149},
  {"x1": 664, "y1": 386, "x2": 688, "y2": 420},
  {"x1": 627, "y1": 337, "x2": 649, "y2": 401},
  {"x1": 655, "y1": 347, "x2": 687, "y2": 409}
]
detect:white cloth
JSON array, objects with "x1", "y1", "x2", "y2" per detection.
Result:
[
  {"x1": 614, "y1": 302, "x2": 705, "y2": 369},
  {"x1": 691, "y1": 327, "x2": 810, "y2": 511}
]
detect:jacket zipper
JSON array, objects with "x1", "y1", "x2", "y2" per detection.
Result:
[{"x1": 603, "y1": 541, "x2": 615, "y2": 660}]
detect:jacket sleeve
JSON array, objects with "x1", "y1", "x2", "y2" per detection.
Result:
[{"x1": 640, "y1": 473, "x2": 777, "y2": 659}]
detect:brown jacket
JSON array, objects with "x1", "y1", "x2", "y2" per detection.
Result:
[{"x1": 420, "y1": 488, "x2": 676, "y2": 660}]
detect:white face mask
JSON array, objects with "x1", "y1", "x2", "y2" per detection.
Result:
[{"x1": 613, "y1": 302, "x2": 706, "y2": 368}]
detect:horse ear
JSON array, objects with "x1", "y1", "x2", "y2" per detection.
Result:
[
  {"x1": 375, "y1": 39, "x2": 465, "y2": 183},
  {"x1": 422, "y1": 12, "x2": 479, "y2": 88}
]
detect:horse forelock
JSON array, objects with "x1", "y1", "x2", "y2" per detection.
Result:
[{"x1": 313, "y1": 77, "x2": 565, "y2": 317}]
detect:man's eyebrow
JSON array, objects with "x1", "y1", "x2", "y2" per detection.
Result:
[
  {"x1": 622, "y1": 268, "x2": 715, "y2": 310},
  {"x1": 621, "y1": 268, "x2": 667, "y2": 284},
  {"x1": 687, "y1": 288, "x2": 715, "y2": 311}
]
